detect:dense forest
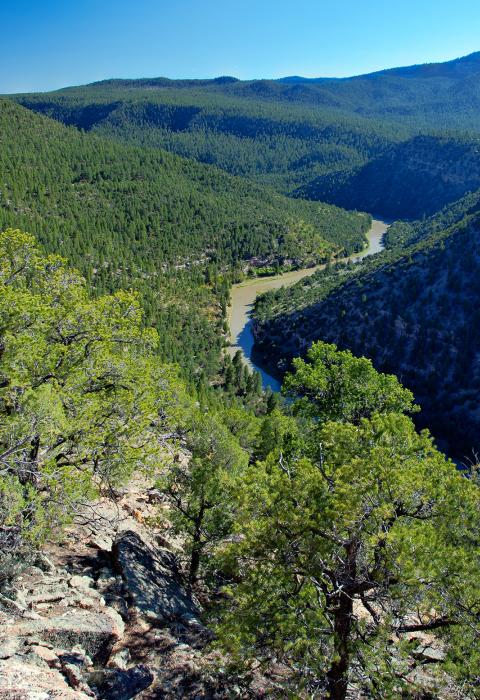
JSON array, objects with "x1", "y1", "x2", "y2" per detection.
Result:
[
  {"x1": 298, "y1": 134, "x2": 480, "y2": 219},
  {"x1": 13, "y1": 52, "x2": 480, "y2": 219},
  {"x1": 0, "y1": 98, "x2": 369, "y2": 383},
  {"x1": 14, "y1": 90, "x2": 400, "y2": 195}
]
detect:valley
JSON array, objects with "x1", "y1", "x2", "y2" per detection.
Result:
[
  {"x1": 228, "y1": 218, "x2": 389, "y2": 390},
  {"x1": 4, "y1": 50, "x2": 480, "y2": 460},
  {"x1": 1, "y1": 42, "x2": 480, "y2": 700}
]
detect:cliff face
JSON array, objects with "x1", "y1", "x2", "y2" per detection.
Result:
[{"x1": 254, "y1": 215, "x2": 480, "y2": 458}]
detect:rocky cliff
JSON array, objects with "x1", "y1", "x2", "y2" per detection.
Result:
[{"x1": 0, "y1": 478, "x2": 217, "y2": 700}]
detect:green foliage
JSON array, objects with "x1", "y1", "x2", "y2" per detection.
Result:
[
  {"x1": 220, "y1": 352, "x2": 264, "y2": 407},
  {"x1": 254, "y1": 408, "x2": 298, "y2": 462},
  {"x1": 0, "y1": 228, "x2": 182, "y2": 566},
  {"x1": 214, "y1": 345, "x2": 480, "y2": 698},
  {"x1": 220, "y1": 406, "x2": 260, "y2": 455},
  {"x1": 283, "y1": 341, "x2": 418, "y2": 423},
  {"x1": 158, "y1": 410, "x2": 248, "y2": 585}
]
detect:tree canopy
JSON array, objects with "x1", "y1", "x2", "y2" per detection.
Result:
[
  {"x1": 214, "y1": 342, "x2": 480, "y2": 699},
  {"x1": 283, "y1": 341, "x2": 418, "y2": 423},
  {"x1": 0, "y1": 228, "x2": 182, "y2": 567}
]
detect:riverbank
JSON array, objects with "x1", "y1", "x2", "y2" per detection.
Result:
[{"x1": 227, "y1": 218, "x2": 390, "y2": 391}]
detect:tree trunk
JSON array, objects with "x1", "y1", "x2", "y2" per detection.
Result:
[
  {"x1": 189, "y1": 541, "x2": 201, "y2": 586},
  {"x1": 326, "y1": 540, "x2": 358, "y2": 700},
  {"x1": 188, "y1": 519, "x2": 203, "y2": 587},
  {"x1": 326, "y1": 589, "x2": 353, "y2": 700}
]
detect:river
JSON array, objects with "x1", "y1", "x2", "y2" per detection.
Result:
[{"x1": 227, "y1": 218, "x2": 390, "y2": 391}]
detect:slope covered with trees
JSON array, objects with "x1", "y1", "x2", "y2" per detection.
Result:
[
  {"x1": 16, "y1": 50, "x2": 480, "y2": 134},
  {"x1": 13, "y1": 52, "x2": 480, "y2": 219},
  {"x1": 253, "y1": 194, "x2": 480, "y2": 458},
  {"x1": 0, "y1": 99, "x2": 369, "y2": 382},
  {"x1": 299, "y1": 134, "x2": 480, "y2": 219},
  {"x1": 13, "y1": 89, "x2": 399, "y2": 196}
]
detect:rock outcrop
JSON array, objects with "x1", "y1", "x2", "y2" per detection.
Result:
[
  {"x1": 87, "y1": 665, "x2": 154, "y2": 699},
  {"x1": 112, "y1": 530, "x2": 200, "y2": 625},
  {"x1": 0, "y1": 478, "x2": 206, "y2": 699},
  {"x1": 0, "y1": 561, "x2": 133, "y2": 700},
  {"x1": 7, "y1": 610, "x2": 123, "y2": 663}
]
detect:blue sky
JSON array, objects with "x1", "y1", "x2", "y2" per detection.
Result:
[{"x1": 1, "y1": 0, "x2": 479, "y2": 93}]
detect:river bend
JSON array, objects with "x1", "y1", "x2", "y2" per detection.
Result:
[{"x1": 227, "y1": 218, "x2": 390, "y2": 391}]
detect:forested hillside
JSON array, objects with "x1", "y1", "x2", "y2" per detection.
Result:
[
  {"x1": 13, "y1": 52, "x2": 480, "y2": 218},
  {"x1": 0, "y1": 99, "x2": 369, "y2": 381},
  {"x1": 253, "y1": 194, "x2": 480, "y2": 457},
  {"x1": 14, "y1": 89, "x2": 399, "y2": 195},
  {"x1": 17, "y1": 50, "x2": 480, "y2": 132},
  {"x1": 300, "y1": 135, "x2": 480, "y2": 219},
  {"x1": 383, "y1": 189, "x2": 480, "y2": 247}
]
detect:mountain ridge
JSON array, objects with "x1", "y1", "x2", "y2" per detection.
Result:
[
  {"x1": 10, "y1": 49, "x2": 480, "y2": 206},
  {"x1": 33, "y1": 50, "x2": 480, "y2": 91},
  {"x1": 279, "y1": 49, "x2": 480, "y2": 82}
]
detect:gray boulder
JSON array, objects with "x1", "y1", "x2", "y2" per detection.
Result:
[
  {"x1": 0, "y1": 656, "x2": 92, "y2": 699},
  {"x1": 413, "y1": 643, "x2": 446, "y2": 662},
  {"x1": 112, "y1": 530, "x2": 200, "y2": 624},
  {"x1": 7, "y1": 608, "x2": 124, "y2": 663}
]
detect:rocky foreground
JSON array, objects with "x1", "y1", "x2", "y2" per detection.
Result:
[{"x1": 0, "y1": 479, "x2": 222, "y2": 700}]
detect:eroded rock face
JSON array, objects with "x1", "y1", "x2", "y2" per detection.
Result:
[
  {"x1": 0, "y1": 657, "x2": 92, "y2": 699},
  {"x1": 0, "y1": 537, "x2": 151, "y2": 700},
  {"x1": 0, "y1": 480, "x2": 204, "y2": 699},
  {"x1": 112, "y1": 530, "x2": 200, "y2": 625}
]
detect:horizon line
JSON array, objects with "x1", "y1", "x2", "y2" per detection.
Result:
[{"x1": 3, "y1": 49, "x2": 479, "y2": 96}]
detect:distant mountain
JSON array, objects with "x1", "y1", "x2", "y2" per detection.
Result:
[
  {"x1": 81, "y1": 51, "x2": 480, "y2": 89},
  {"x1": 9, "y1": 51, "x2": 480, "y2": 207},
  {"x1": 361, "y1": 50, "x2": 480, "y2": 79},
  {"x1": 277, "y1": 76, "x2": 339, "y2": 83},
  {"x1": 85, "y1": 75, "x2": 241, "y2": 89},
  {"x1": 278, "y1": 51, "x2": 480, "y2": 82}
]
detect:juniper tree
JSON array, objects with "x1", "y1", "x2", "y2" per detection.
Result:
[{"x1": 216, "y1": 342, "x2": 480, "y2": 699}]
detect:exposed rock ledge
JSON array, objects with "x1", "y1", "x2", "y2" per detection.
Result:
[{"x1": 0, "y1": 478, "x2": 210, "y2": 700}]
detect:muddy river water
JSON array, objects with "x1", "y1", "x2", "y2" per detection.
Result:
[{"x1": 227, "y1": 218, "x2": 390, "y2": 391}]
